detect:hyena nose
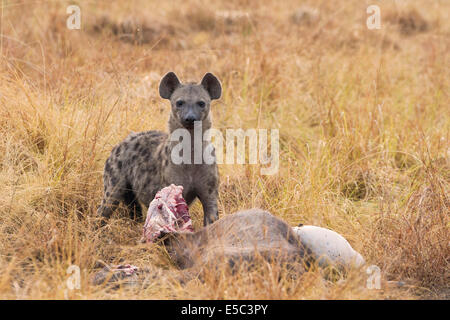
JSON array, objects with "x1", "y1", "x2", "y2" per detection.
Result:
[{"x1": 184, "y1": 115, "x2": 196, "y2": 124}]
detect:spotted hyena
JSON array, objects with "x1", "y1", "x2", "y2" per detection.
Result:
[{"x1": 98, "y1": 72, "x2": 222, "y2": 226}]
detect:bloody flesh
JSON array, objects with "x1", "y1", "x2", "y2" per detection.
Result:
[{"x1": 142, "y1": 184, "x2": 194, "y2": 243}]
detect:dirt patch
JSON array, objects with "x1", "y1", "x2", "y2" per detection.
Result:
[
  {"x1": 89, "y1": 15, "x2": 175, "y2": 46},
  {"x1": 386, "y1": 9, "x2": 430, "y2": 36},
  {"x1": 168, "y1": 6, "x2": 257, "y2": 36},
  {"x1": 290, "y1": 6, "x2": 320, "y2": 26}
]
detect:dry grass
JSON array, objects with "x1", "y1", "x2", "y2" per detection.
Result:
[{"x1": 0, "y1": 0, "x2": 448, "y2": 299}]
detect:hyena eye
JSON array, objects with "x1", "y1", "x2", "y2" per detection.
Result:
[
  {"x1": 197, "y1": 101, "x2": 205, "y2": 108},
  {"x1": 176, "y1": 100, "x2": 184, "y2": 108}
]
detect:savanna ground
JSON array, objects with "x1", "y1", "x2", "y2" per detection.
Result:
[{"x1": 0, "y1": 0, "x2": 448, "y2": 299}]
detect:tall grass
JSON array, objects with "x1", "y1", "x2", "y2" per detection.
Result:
[{"x1": 0, "y1": 0, "x2": 448, "y2": 299}]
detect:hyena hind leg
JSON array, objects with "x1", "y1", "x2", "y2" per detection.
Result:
[
  {"x1": 123, "y1": 187, "x2": 143, "y2": 221},
  {"x1": 97, "y1": 180, "x2": 126, "y2": 223},
  {"x1": 97, "y1": 196, "x2": 120, "y2": 226}
]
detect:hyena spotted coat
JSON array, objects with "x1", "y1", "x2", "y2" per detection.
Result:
[{"x1": 98, "y1": 72, "x2": 222, "y2": 226}]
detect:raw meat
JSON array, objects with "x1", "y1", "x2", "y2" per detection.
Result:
[{"x1": 142, "y1": 184, "x2": 194, "y2": 243}]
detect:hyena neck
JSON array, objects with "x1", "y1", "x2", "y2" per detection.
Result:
[
  {"x1": 167, "y1": 115, "x2": 212, "y2": 146},
  {"x1": 166, "y1": 115, "x2": 213, "y2": 163}
]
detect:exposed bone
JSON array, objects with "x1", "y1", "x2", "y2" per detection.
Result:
[{"x1": 292, "y1": 225, "x2": 365, "y2": 271}]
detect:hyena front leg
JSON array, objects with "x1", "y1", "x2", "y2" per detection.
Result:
[
  {"x1": 202, "y1": 199, "x2": 219, "y2": 226},
  {"x1": 198, "y1": 187, "x2": 219, "y2": 226}
]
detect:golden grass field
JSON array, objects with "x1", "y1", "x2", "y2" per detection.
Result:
[{"x1": 0, "y1": 0, "x2": 448, "y2": 299}]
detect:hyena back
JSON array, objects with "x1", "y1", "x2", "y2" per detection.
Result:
[{"x1": 98, "y1": 72, "x2": 222, "y2": 226}]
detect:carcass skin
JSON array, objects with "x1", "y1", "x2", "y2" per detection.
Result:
[
  {"x1": 141, "y1": 185, "x2": 305, "y2": 270},
  {"x1": 162, "y1": 208, "x2": 306, "y2": 270},
  {"x1": 93, "y1": 185, "x2": 364, "y2": 287},
  {"x1": 94, "y1": 208, "x2": 306, "y2": 286}
]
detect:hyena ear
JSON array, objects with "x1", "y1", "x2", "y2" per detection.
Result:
[
  {"x1": 159, "y1": 72, "x2": 181, "y2": 99},
  {"x1": 201, "y1": 73, "x2": 222, "y2": 100}
]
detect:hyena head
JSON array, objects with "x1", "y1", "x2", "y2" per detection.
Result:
[{"x1": 159, "y1": 72, "x2": 222, "y2": 130}]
